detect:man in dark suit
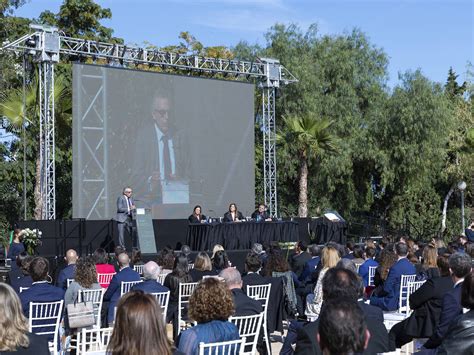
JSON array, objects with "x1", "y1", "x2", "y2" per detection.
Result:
[
  {"x1": 369, "y1": 242, "x2": 416, "y2": 311},
  {"x1": 291, "y1": 241, "x2": 312, "y2": 279},
  {"x1": 242, "y1": 254, "x2": 268, "y2": 288},
  {"x1": 103, "y1": 252, "x2": 141, "y2": 324},
  {"x1": 291, "y1": 268, "x2": 389, "y2": 355},
  {"x1": 131, "y1": 261, "x2": 169, "y2": 294},
  {"x1": 56, "y1": 249, "x2": 78, "y2": 290},
  {"x1": 251, "y1": 203, "x2": 271, "y2": 222},
  {"x1": 19, "y1": 257, "x2": 65, "y2": 318},
  {"x1": 299, "y1": 244, "x2": 321, "y2": 283},
  {"x1": 116, "y1": 187, "x2": 136, "y2": 248},
  {"x1": 421, "y1": 252, "x2": 472, "y2": 350},
  {"x1": 388, "y1": 256, "x2": 453, "y2": 349}
]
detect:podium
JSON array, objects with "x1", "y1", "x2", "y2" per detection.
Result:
[{"x1": 135, "y1": 208, "x2": 157, "y2": 254}]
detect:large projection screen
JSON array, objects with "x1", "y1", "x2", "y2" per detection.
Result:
[{"x1": 73, "y1": 64, "x2": 255, "y2": 220}]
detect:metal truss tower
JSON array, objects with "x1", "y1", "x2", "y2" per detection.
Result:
[{"x1": 1, "y1": 25, "x2": 297, "y2": 219}]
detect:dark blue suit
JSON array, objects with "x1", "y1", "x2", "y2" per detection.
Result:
[
  {"x1": 131, "y1": 279, "x2": 169, "y2": 294},
  {"x1": 7, "y1": 242, "x2": 25, "y2": 259},
  {"x1": 103, "y1": 267, "x2": 141, "y2": 322},
  {"x1": 19, "y1": 282, "x2": 65, "y2": 318},
  {"x1": 423, "y1": 282, "x2": 463, "y2": 349},
  {"x1": 10, "y1": 273, "x2": 33, "y2": 294},
  {"x1": 56, "y1": 264, "x2": 76, "y2": 290},
  {"x1": 359, "y1": 258, "x2": 379, "y2": 287},
  {"x1": 299, "y1": 257, "x2": 320, "y2": 282},
  {"x1": 370, "y1": 258, "x2": 416, "y2": 311}
]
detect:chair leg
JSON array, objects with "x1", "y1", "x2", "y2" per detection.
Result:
[{"x1": 263, "y1": 325, "x2": 271, "y2": 355}]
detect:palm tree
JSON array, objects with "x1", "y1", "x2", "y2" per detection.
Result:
[
  {"x1": 278, "y1": 114, "x2": 338, "y2": 217},
  {"x1": 0, "y1": 74, "x2": 70, "y2": 219}
]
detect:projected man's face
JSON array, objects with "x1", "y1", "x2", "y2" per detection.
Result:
[{"x1": 152, "y1": 97, "x2": 171, "y2": 133}]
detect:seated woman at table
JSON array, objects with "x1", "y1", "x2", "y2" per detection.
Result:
[
  {"x1": 223, "y1": 202, "x2": 244, "y2": 222},
  {"x1": 188, "y1": 205, "x2": 206, "y2": 223}
]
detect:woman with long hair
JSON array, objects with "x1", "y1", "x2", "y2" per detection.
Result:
[
  {"x1": 416, "y1": 243, "x2": 440, "y2": 280},
  {"x1": 188, "y1": 205, "x2": 206, "y2": 223},
  {"x1": 223, "y1": 202, "x2": 244, "y2": 222},
  {"x1": 189, "y1": 252, "x2": 216, "y2": 282},
  {"x1": 7, "y1": 229, "x2": 25, "y2": 259},
  {"x1": 107, "y1": 291, "x2": 182, "y2": 355},
  {"x1": 64, "y1": 257, "x2": 101, "y2": 306},
  {"x1": 306, "y1": 245, "x2": 340, "y2": 317},
  {"x1": 93, "y1": 248, "x2": 115, "y2": 288},
  {"x1": 178, "y1": 278, "x2": 239, "y2": 354},
  {"x1": 0, "y1": 283, "x2": 49, "y2": 354},
  {"x1": 212, "y1": 250, "x2": 231, "y2": 273},
  {"x1": 371, "y1": 248, "x2": 398, "y2": 297}
]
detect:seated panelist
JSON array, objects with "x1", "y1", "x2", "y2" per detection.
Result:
[
  {"x1": 251, "y1": 203, "x2": 272, "y2": 222},
  {"x1": 223, "y1": 203, "x2": 244, "y2": 222},
  {"x1": 188, "y1": 205, "x2": 206, "y2": 223}
]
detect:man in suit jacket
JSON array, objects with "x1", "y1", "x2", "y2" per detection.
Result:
[
  {"x1": 299, "y1": 244, "x2": 321, "y2": 283},
  {"x1": 103, "y1": 252, "x2": 141, "y2": 324},
  {"x1": 370, "y1": 242, "x2": 416, "y2": 311},
  {"x1": 358, "y1": 246, "x2": 378, "y2": 287},
  {"x1": 242, "y1": 254, "x2": 268, "y2": 289},
  {"x1": 19, "y1": 257, "x2": 65, "y2": 318},
  {"x1": 131, "y1": 261, "x2": 169, "y2": 294},
  {"x1": 291, "y1": 267, "x2": 389, "y2": 355},
  {"x1": 116, "y1": 187, "x2": 136, "y2": 248},
  {"x1": 251, "y1": 203, "x2": 271, "y2": 222},
  {"x1": 388, "y1": 256, "x2": 454, "y2": 350},
  {"x1": 291, "y1": 241, "x2": 312, "y2": 279},
  {"x1": 422, "y1": 252, "x2": 472, "y2": 350},
  {"x1": 56, "y1": 249, "x2": 78, "y2": 290}
]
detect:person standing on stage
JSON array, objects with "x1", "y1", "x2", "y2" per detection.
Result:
[
  {"x1": 188, "y1": 205, "x2": 207, "y2": 223},
  {"x1": 116, "y1": 187, "x2": 136, "y2": 248},
  {"x1": 223, "y1": 202, "x2": 244, "y2": 222}
]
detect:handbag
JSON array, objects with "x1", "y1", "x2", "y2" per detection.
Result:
[{"x1": 67, "y1": 299, "x2": 96, "y2": 328}]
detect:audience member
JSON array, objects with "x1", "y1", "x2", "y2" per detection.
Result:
[
  {"x1": 317, "y1": 298, "x2": 370, "y2": 355},
  {"x1": 56, "y1": 249, "x2": 78, "y2": 290},
  {"x1": 107, "y1": 291, "x2": 182, "y2": 355},
  {"x1": 242, "y1": 254, "x2": 268, "y2": 289},
  {"x1": 180, "y1": 244, "x2": 193, "y2": 263},
  {"x1": 64, "y1": 256, "x2": 101, "y2": 306},
  {"x1": 7, "y1": 252, "x2": 33, "y2": 294},
  {"x1": 132, "y1": 261, "x2": 169, "y2": 293},
  {"x1": 220, "y1": 267, "x2": 262, "y2": 316},
  {"x1": 189, "y1": 252, "x2": 217, "y2": 282},
  {"x1": 291, "y1": 241, "x2": 311, "y2": 279},
  {"x1": 421, "y1": 252, "x2": 472, "y2": 350},
  {"x1": 343, "y1": 241, "x2": 355, "y2": 259},
  {"x1": 103, "y1": 252, "x2": 141, "y2": 324},
  {"x1": 7, "y1": 229, "x2": 25, "y2": 260},
  {"x1": 306, "y1": 245, "x2": 340, "y2": 317},
  {"x1": 416, "y1": 243, "x2": 440, "y2": 280},
  {"x1": 251, "y1": 242, "x2": 267, "y2": 265},
  {"x1": 19, "y1": 257, "x2": 65, "y2": 318},
  {"x1": 212, "y1": 250, "x2": 230, "y2": 273},
  {"x1": 299, "y1": 244, "x2": 320, "y2": 283},
  {"x1": 177, "y1": 278, "x2": 240, "y2": 354},
  {"x1": 351, "y1": 244, "x2": 365, "y2": 266},
  {"x1": 0, "y1": 283, "x2": 49, "y2": 354},
  {"x1": 157, "y1": 248, "x2": 175, "y2": 275},
  {"x1": 112, "y1": 246, "x2": 127, "y2": 272},
  {"x1": 93, "y1": 248, "x2": 116, "y2": 287},
  {"x1": 131, "y1": 247, "x2": 144, "y2": 267},
  {"x1": 371, "y1": 248, "x2": 397, "y2": 296},
  {"x1": 358, "y1": 247, "x2": 378, "y2": 287},
  {"x1": 336, "y1": 258, "x2": 357, "y2": 273},
  {"x1": 211, "y1": 244, "x2": 225, "y2": 259},
  {"x1": 370, "y1": 242, "x2": 416, "y2": 311},
  {"x1": 388, "y1": 256, "x2": 453, "y2": 349},
  {"x1": 438, "y1": 271, "x2": 474, "y2": 355}
]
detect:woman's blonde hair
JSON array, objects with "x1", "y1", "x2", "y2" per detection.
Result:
[
  {"x1": 321, "y1": 246, "x2": 340, "y2": 269},
  {"x1": 211, "y1": 244, "x2": 224, "y2": 259},
  {"x1": 194, "y1": 252, "x2": 212, "y2": 271},
  {"x1": 422, "y1": 244, "x2": 438, "y2": 268},
  {"x1": 0, "y1": 283, "x2": 30, "y2": 351}
]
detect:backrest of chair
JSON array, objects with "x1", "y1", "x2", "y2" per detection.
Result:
[
  {"x1": 78, "y1": 288, "x2": 106, "y2": 328},
  {"x1": 398, "y1": 274, "x2": 417, "y2": 311},
  {"x1": 229, "y1": 313, "x2": 264, "y2": 354},
  {"x1": 28, "y1": 300, "x2": 64, "y2": 349},
  {"x1": 5, "y1": 258, "x2": 12, "y2": 267},
  {"x1": 151, "y1": 291, "x2": 170, "y2": 322},
  {"x1": 133, "y1": 264, "x2": 144, "y2": 275},
  {"x1": 198, "y1": 337, "x2": 245, "y2": 355},
  {"x1": 79, "y1": 327, "x2": 113, "y2": 354},
  {"x1": 188, "y1": 263, "x2": 194, "y2": 271},
  {"x1": 97, "y1": 273, "x2": 115, "y2": 288},
  {"x1": 157, "y1": 273, "x2": 167, "y2": 284},
  {"x1": 177, "y1": 282, "x2": 198, "y2": 335},
  {"x1": 120, "y1": 280, "x2": 143, "y2": 296},
  {"x1": 368, "y1": 266, "x2": 377, "y2": 286},
  {"x1": 355, "y1": 263, "x2": 362, "y2": 273},
  {"x1": 405, "y1": 280, "x2": 426, "y2": 315},
  {"x1": 246, "y1": 284, "x2": 271, "y2": 311},
  {"x1": 19, "y1": 286, "x2": 29, "y2": 293},
  {"x1": 67, "y1": 278, "x2": 74, "y2": 288}
]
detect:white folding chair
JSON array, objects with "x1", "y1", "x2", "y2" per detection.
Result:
[
  {"x1": 5, "y1": 258, "x2": 12, "y2": 267},
  {"x1": 398, "y1": 274, "x2": 417, "y2": 313},
  {"x1": 120, "y1": 280, "x2": 143, "y2": 296},
  {"x1": 78, "y1": 288, "x2": 106, "y2": 328},
  {"x1": 28, "y1": 300, "x2": 64, "y2": 353},
  {"x1": 97, "y1": 273, "x2": 115, "y2": 288},
  {"x1": 246, "y1": 284, "x2": 271, "y2": 355},
  {"x1": 198, "y1": 337, "x2": 246, "y2": 355},
  {"x1": 188, "y1": 263, "x2": 195, "y2": 271},
  {"x1": 133, "y1": 264, "x2": 144, "y2": 275},
  {"x1": 157, "y1": 273, "x2": 167, "y2": 285},
  {"x1": 67, "y1": 278, "x2": 75, "y2": 288},
  {"x1": 368, "y1": 266, "x2": 377, "y2": 286},
  {"x1": 19, "y1": 286, "x2": 29, "y2": 293},
  {"x1": 229, "y1": 312, "x2": 264, "y2": 355},
  {"x1": 355, "y1": 263, "x2": 362, "y2": 273},
  {"x1": 151, "y1": 291, "x2": 170, "y2": 323},
  {"x1": 405, "y1": 280, "x2": 426, "y2": 315},
  {"x1": 178, "y1": 282, "x2": 198, "y2": 335},
  {"x1": 78, "y1": 327, "x2": 113, "y2": 354}
]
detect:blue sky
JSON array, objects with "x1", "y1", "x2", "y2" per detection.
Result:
[{"x1": 11, "y1": 0, "x2": 474, "y2": 88}]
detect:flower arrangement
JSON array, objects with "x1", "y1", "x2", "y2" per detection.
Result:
[{"x1": 21, "y1": 228, "x2": 42, "y2": 255}]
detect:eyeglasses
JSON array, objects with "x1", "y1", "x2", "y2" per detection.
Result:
[{"x1": 125, "y1": 191, "x2": 132, "y2": 194}]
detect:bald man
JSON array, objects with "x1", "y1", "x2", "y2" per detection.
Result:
[
  {"x1": 103, "y1": 252, "x2": 141, "y2": 324},
  {"x1": 56, "y1": 249, "x2": 78, "y2": 290}
]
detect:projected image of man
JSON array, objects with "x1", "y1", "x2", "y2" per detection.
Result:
[{"x1": 133, "y1": 90, "x2": 189, "y2": 204}]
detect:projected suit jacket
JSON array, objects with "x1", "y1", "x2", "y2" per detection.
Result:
[{"x1": 132, "y1": 120, "x2": 190, "y2": 201}]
